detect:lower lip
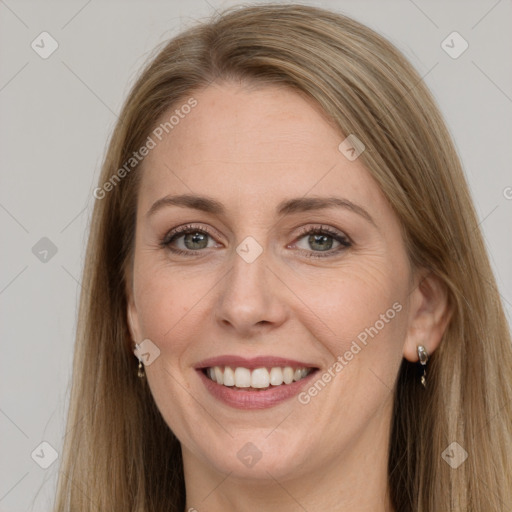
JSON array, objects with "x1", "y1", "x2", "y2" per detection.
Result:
[{"x1": 197, "y1": 369, "x2": 318, "y2": 409}]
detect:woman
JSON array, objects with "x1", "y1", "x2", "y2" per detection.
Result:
[{"x1": 54, "y1": 4, "x2": 512, "y2": 511}]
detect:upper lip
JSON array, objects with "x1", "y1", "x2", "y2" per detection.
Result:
[{"x1": 195, "y1": 355, "x2": 319, "y2": 370}]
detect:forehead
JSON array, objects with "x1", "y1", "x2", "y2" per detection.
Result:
[{"x1": 138, "y1": 82, "x2": 385, "y2": 216}]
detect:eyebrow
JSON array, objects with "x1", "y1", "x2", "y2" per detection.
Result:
[{"x1": 146, "y1": 193, "x2": 376, "y2": 226}]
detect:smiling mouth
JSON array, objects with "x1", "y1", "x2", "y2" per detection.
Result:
[{"x1": 202, "y1": 365, "x2": 316, "y2": 391}]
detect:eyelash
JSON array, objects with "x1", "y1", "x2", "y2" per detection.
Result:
[{"x1": 160, "y1": 223, "x2": 352, "y2": 259}]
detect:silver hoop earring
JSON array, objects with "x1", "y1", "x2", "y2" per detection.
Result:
[{"x1": 417, "y1": 345, "x2": 429, "y2": 388}]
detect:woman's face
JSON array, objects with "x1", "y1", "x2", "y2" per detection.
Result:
[{"x1": 127, "y1": 81, "x2": 420, "y2": 482}]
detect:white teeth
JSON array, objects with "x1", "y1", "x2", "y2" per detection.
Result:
[
  {"x1": 283, "y1": 366, "x2": 294, "y2": 384},
  {"x1": 251, "y1": 368, "x2": 270, "y2": 388},
  {"x1": 269, "y1": 367, "x2": 284, "y2": 386},
  {"x1": 234, "y1": 367, "x2": 251, "y2": 387},
  {"x1": 214, "y1": 366, "x2": 224, "y2": 385},
  {"x1": 223, "y1": 366, "x2": 235, "y2": 386},
  {"x1": 205, "y1": 365, "x2": 312, "y2": 389}
]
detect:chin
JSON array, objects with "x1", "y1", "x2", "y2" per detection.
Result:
[{"x1": 198, "y1": 431, "x2": 313, "y2": 481}]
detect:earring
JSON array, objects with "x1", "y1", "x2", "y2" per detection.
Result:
[
  {"x1": 417, "y1": 345, "x2": 429, "y2": 388},
  {"x1": 137, "y1": 358, "x2": 145, "y2": 378},
  {"x1": 133, "y1": 342, "x2": 145, "y2": 379}
]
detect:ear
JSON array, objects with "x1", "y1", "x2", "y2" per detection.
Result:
[
  {"x1": 403, "y1": 270, "x2": 452, "y2": 362},
  {"x1": 126, "y1": 286, "x2": 142, "y2": 346}
]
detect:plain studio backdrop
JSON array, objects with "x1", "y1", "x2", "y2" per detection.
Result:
[{"x1": 0, "y1": 0, "x2": 511, "y2": 510}]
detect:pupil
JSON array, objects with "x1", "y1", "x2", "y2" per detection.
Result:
[
  {"x1": 309, "y1": 234, "x2": 332, "y2": 251},
  {"x1": 185, "y1": 232, "x2": 208, "y2": 249}
]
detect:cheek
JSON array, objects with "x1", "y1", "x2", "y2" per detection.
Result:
[
  {"x1": 131, "y1": 266, "x2": 217, "y2": 445},
  {"x1": 293, "y1": 272, "x2": 408, "y2": 457},
  {"x1": 295, "y1": 255, "x2": 408, "y2": 343},
  {"x1": 133, "y1": 260, "x2": 213, "y2": 344},
  {"x1": 292, "y1": 255, "x2": 410, "y2": 413}
]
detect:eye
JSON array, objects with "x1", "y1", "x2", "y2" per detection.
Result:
[
  {"x1": 291, "y1": 225, "x2": 352, "y2": 258},
  {"x1": 161, "y1": 224, "x2": 220, "y2": 256}
]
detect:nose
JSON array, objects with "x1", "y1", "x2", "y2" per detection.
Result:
[{"x1": 215, "y1": 244, "x2": 288, "y2": 338}]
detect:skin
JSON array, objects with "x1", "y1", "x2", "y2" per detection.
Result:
[{"x1": 126, "y1": 81, "x2": 450, "y2": 512}]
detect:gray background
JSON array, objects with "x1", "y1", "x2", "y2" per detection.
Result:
[{"x1": 1, "y1": 0, "x2": 511, "y2": 510}]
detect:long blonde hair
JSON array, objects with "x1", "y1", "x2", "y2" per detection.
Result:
[{"x1": 54, "y1": 4, "x2": 512, "y2": 511}]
